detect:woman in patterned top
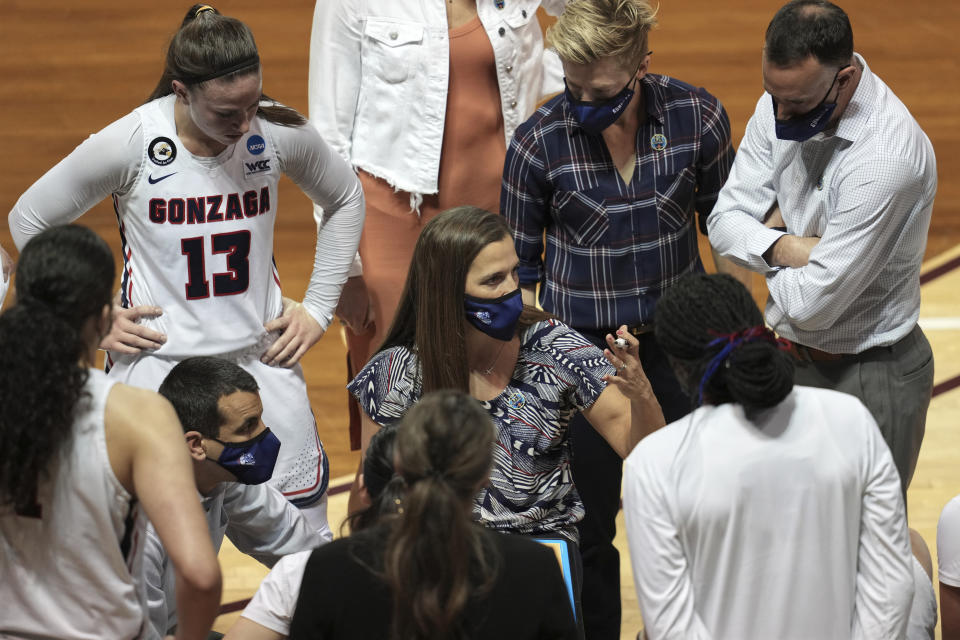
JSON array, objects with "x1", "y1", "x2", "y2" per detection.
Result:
[{"x1": 348, "y1": 206, "x2": 664, "y2": 565}]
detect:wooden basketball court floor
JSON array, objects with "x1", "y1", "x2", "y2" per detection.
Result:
[{"x1": 1, "y1": 1, "x2": 958, "y2": 638}]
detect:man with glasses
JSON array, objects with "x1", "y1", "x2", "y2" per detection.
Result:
[
  {"x1": 708, "y1": 0, "x2": 937, "y2": 499},
  {"x1": 500, "y1": 1, "x2": 736, "y2": 637}
]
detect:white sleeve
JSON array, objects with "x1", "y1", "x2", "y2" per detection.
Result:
[
  {"x1": 308, "y1": 0, "x2": 364, "y2": 280},
  {"x1": 222, "y1": 483, "x2": 326, "y2": 568},
  {"x1": 307, "y1": 0, "x2": 361, "y2": 165},
  {"x1": 938, "y1": 496, "x2": 960, "y2": 587},
  {"x1": 240, "y1": 550, "x2": 312, "y2": 635},
  {"x1": 8, "y1": 112, "x2": 143, "y2": 250},
  {"x1": 271, "y1": 120, "x2": 365, "y2": 330},
  {"x1": 706, "y1": 94, "x2": 784, "y2": 273},
  {"x1": 622, "y1": 446, "x2": 713, "y2": 639},
  {"x1": 143, "y1": 522, "x2": 176, "y2": 637},
  {"x1": 851, "y1": 404, "x2": 914, "y2": 639}
]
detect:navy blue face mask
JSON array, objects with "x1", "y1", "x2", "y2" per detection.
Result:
[
  {"x1": 464, "y1": 288, "x2": 523, "y2": 341},
  {"x1": 213, "y1": 427, "x2": 281, "y2": 485},
  {"x1": 773, "y1": 66, "x2": 847, "y2": 142},
  {"x1": 564, "y1": 74, "x2": 638, "y2": 135}
]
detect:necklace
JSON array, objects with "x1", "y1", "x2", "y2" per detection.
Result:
[{"x1": 478, "y1": 340, "x2": 507, "y2": 376}]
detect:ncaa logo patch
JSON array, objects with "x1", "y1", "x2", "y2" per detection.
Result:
[
  {"x1": 246, "y1": 134, "x2": 266, "y2": 156},
  {"x1": 650, "y1": 133, "x2": 668, "y2": 151},
  {"x1": 148, "y1": 137, "x2": 177, "y2": 166}
]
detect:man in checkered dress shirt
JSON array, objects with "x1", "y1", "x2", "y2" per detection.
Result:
[{"x1": 708, "y1": 0, "x2": 936, "y2": 500}]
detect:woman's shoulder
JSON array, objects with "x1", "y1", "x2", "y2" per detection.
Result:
[
  {"x1": 300, "y1": 535, "x2": 384, "y2": 598},
  {"x1": 353, "y1": 345, "x2": 417, "y2": 382},
  {"x1": 520, "y1": 319, "x2": 606, "y2": 361},
  {"x1": 347, "y1": 345, "x2": 420, "y2": 424},
  {"x1": 521, "y1": 318, "x2": 584, "y2": 346}
]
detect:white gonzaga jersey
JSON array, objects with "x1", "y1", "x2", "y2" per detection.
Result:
[
  {"x1": 0, "y1": 370, "x2": 155, "y2": 640},
  {"x1": 116, "y1": 96, "x2": 284, "y2": 357}
]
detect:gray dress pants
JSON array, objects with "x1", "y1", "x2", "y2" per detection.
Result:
[{"x1": 793, "y1": 324, "x2": 933, "y2": 499}]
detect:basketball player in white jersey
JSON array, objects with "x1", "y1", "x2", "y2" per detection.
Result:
[
  {"x1": 0, "y1": 225, "x2": 221, "y2": 640},
  {"x1": 7, "y1": 5, "x2": 365, "y2": 533}
]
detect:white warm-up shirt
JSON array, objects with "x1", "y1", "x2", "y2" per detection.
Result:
[
  {"x1": 8, "y1": 95, "x2": 364, "y2": 356},
  {"x1": 239, "y1": 549, "x2": 311, "y2": 635},
  {"x1": 938, "y1": 495, "x2": 960, "y2": 588},
  {"x1": 143, "y1": 481, "x2": 324, "y2": 636},
  {"x1": 623, "y1": 386, "x2": 913, "y2": 640}
]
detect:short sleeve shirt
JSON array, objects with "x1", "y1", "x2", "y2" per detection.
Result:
[
  {"x1": 240, "y1": 550, "x2": 311, "y2": 635},
  {"x1": 348, "y1": 319, "x2": 615, "y2": 540}
]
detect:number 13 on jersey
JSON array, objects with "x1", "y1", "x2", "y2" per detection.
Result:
[{"x1": 181, "y1": 230, "x2": 251, "y2": 299}]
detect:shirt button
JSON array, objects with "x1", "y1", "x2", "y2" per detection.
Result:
[
  {"x1": 522, "y1": 9, "x2": 528, "y2": 18},
  {"x1": 510, "y1": 100, "x2": 517, "y2": 108},
  {"x1": 389, "y1": 31, "x2": 398, "y2": 40},
  {"x1": 506, "y1": 64, "x2": 513, "y2": 73},
  {"x1": 498, "y1": 27, "x2": 506, "y2": 36}
]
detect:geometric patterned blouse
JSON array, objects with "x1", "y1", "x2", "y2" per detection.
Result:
[{"x1": 348, "y1": 319, "x2": 615, "y2": 542}]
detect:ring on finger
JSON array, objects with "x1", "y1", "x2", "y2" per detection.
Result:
[{"x1": 618, "y1": 363, "x2": 627, "y2": 371}]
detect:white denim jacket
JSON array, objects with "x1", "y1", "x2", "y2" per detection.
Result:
[{"x1": 309, "y1": 0, "x2": 566, "y2": 201}]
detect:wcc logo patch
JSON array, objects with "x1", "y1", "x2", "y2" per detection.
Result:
[
  {"x1": 148, "y1": 137, "x2": 177, "y2": 166},
  {"x1": 244, "y1": 158, "x2": 272, "y2": 177}
]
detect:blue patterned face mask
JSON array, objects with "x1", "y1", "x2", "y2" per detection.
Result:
[
  {"x1": 464, "y1": 288, "x2": 523, "y2": 341},
  {"x1": 564, "y1": 74, "x2": 637, "y2": 135},
  {"x1": 213, "y1": 428, "x2": 281, "y2": 485}
]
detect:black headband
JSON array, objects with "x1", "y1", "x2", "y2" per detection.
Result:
[{"x1": 180, "y1": 54, "x2": 260, "y2": 84}]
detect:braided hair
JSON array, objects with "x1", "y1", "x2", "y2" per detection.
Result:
[{"x1": 655, "y1": 273, "x2": 794, "y2": 413}]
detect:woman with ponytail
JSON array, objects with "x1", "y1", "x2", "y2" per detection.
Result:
[
  {"x1": 622, "y1": 273, "x2": 915, "y2": 639},
  {"x1": 0, "y1": 225, "x2": 221, "y2": 640},
  {"x1": 288, "y1": 390, "x2": 577, "y2": 639},
  {"x1": 8, "y1": 4, "x2": 365, "y2": 532}
]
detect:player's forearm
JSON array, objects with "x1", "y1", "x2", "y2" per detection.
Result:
[
  {"x1": 173, "y1": 571, "x2": 222, "y2": 640},
  {"x1": 303, "y1": 184, "x2": 365, "y2": 329}
]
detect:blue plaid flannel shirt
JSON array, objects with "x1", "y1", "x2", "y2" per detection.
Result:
[{"x1": 501, "y1": 73, "x2": 734, "y2": 330}]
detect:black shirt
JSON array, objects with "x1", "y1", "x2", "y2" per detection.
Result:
[{"x1": 288, "y1": 526, "x2": 577, "y2": 639}]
